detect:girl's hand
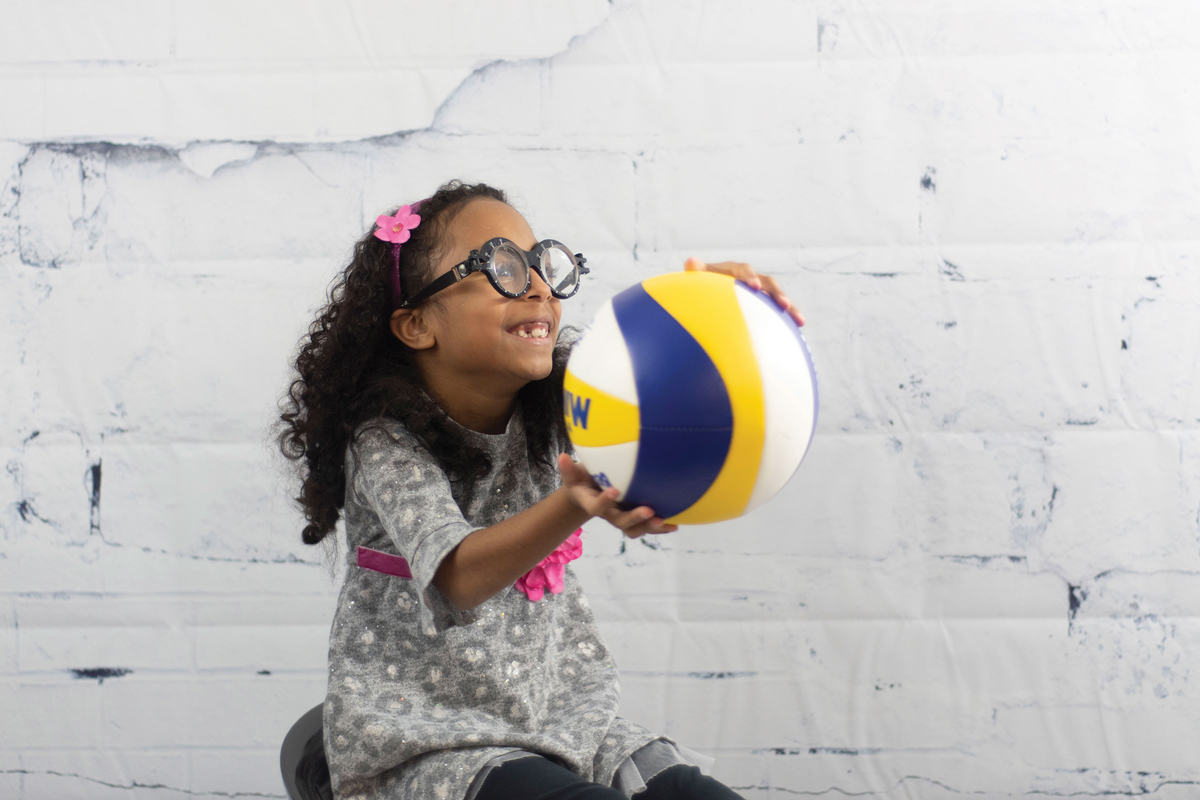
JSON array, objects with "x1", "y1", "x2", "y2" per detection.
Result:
[
  {"x1": 684, "y1": 256, "x2": 805, "y2": 327},
  {"x1": 558, "y1": 454, "x2": 679, "y2": 538}
]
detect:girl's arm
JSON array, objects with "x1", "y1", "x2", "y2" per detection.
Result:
[
  {"x1": 436, "y1": 258, "x2": 801, "y2": 611},
  {"x1": 433, "y1": 454, "x2": 675, "y2": 610}
]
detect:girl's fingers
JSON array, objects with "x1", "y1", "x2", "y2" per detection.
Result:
[
  {"x1": 758, "y1": 274, "x2": 806, "y2": 326},
  {"x1": 623, "y1": 518, "x2": 679, "y2": 538},
  {"x1": 583, "y1": 487, "x2": 620, "y2": 515},
  {"x1": 605, "y1": 505, "x2": 678, "y2": 537},
  {"x1": 688, "y1": 258, "x2": 807, "y2": 327},
  {"x1": 759, "y1": 273, "x2": 785, "y2": 301},
  {"x1": 557, "y1": 453, "x2": 574, "y2": 476},
  {"x1": 560, "y1": 456, "x2": 678, "y2": 531},
  {"x1": 562, "y1": 468, "x2": 620, "y2": 517},
  {"x1": 559, "y1": 454, "x2": 600, "y2": 488},
  {"x1": 604, "y1": 505, "x2": 654, "y2": 530},
  {"x1": 712, "y1": 261, "x2": 760, "y2": 290}
]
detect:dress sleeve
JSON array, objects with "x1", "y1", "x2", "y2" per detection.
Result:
[{"x1": 348, "y1": 422, "x2": 484, "y2": 635}]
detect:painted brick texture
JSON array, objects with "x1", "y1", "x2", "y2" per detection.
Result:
[{"x1": 3, "y1": 1, "x2": 1200, "y2": 798}]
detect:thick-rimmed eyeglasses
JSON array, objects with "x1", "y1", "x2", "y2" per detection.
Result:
[{"x1": 399, "y1": 237, "x2": 589, "y2": 308}]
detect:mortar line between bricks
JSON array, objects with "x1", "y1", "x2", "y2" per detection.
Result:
[
  {"x1": 1, "y1": 768, "x2": 285, "y2": 798},
  {"x1": 1, "y1": 747, "x2": 295, "y2": 753},
  {"x1": 5, "y1": 591, "x2": 341, "y2": 598},
  {"x1": 729, "y1": 773, "x2": 1200, "y2": 797},
  {"x1": 3, "y1": 668, "x2": 329, "y2": 679}
]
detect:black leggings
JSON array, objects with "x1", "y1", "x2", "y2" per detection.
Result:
[{"x1": 475, "y1": 755, "x2": 745, "y2": 800}]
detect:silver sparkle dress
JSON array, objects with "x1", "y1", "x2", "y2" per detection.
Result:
[{"x1": 323, "y1": 413, "x2": 698, "y2": 800}]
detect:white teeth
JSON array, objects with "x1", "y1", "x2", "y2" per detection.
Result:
[{"x1": 514, "y1": 323, "x2": 549, "y2": 339}]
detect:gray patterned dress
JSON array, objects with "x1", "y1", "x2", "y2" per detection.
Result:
[{"x1": 322, "y1": 412, "x2": 702, "y2": 800}]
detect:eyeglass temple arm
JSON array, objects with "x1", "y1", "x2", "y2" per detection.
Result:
[
  {"x1": 399, "y1": 260, "x2": 472, "y2": 308},
  {"x1": 575, "y1": 254, "x2": 589, "y2": 275}
]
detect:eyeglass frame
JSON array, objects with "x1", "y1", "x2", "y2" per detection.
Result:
[{"x1": 398, "y1": 237, "x2": 589, "y2": 309}]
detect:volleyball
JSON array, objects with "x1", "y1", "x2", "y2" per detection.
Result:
[{"x1": 563, "y1": 271, "x2": 818, "y2": 525}]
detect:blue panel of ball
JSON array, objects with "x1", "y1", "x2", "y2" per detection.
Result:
[{"x1": 611, "y1": 283, "x2": 733, "y2": 518}]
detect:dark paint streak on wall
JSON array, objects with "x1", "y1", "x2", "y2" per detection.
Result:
[
  {"x1": 1068, "y1": 584, "x2": 1088, "y2": 623},
  {"x1": 88, "y1": 460, "x2": 102, "y2": 536},
  {"x1": 756, "y1": 747, "x2": 884, "y2": 756},
  {"x1": 17, "y1": 499, "x2": 50, "y2": 525},
  {"x1": 810, "y1": 747, "x2": 883, "y2": 756},
  {"x1": 687, "y1": 671, "x2": 755, "y2": 679},
  {"x1": 625, "y1": 670, "x2": 757, "y2": 679},
  {"x1": 920, "y1": 167, "x2": 937, "y2": 192},
  {"x1": 70, "y1": 667, "x2": 131, "y2": 684},
  {"x1": 939, "y1": 259, "x2": 964, "y2": 281},
  {"x1": 816, "y1": 19, "x2": 838, "y2": 52},
  {"x1": 936, "y1": 554, "x2": 1027, "y2": 566}
]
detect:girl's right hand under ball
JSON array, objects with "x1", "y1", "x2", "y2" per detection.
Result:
[{"x1": 558, "y1": 454, "x2": 679, "y2": 538}]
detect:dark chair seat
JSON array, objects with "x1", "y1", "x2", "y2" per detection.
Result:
[{"x1": 280, "y1": 703, "x2": 333, "y2": 800}]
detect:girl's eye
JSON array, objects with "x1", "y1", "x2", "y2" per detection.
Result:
[{"x1": 492, "y1": 248, "x2": 526, "y2": 290}]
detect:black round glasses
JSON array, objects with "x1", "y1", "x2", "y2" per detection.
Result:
[{"x1": 400, "y1": 237, "x2": 589, "y2": 308}]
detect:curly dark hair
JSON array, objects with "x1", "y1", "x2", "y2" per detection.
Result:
[{"x1": 278, "y1": 180, "x2": 573, "y2": 546}]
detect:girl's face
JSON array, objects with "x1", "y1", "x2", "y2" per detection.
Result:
[{"x1": 414, "y1": 198, "x2": 562, "y2": 396}]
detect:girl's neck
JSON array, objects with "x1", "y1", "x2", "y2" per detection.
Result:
[{"x1": 423, "y1": 369, "x2": 519, "y2": 435}]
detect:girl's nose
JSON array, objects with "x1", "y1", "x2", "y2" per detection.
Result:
[{"x1": 526, "y1": 267, "x2": 552, "y2": 299}]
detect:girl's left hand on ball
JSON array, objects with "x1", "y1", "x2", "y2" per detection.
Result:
[
  {"x1": 685, "y1": 257, "x2": 805, "y2": 327},
  {"x1": 558, "y1": 454, "x2": 678, "y2": 538}
]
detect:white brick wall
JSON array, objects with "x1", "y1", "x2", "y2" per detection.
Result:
[
  {"x1": 4, "y1": 0, "x2": 1200, "y2": 797},
  {"x1": 0, "y1": 1, "x2": 611, "y2": 142}
]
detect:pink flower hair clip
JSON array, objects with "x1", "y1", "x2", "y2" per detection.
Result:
[
  {"x1": 374, "y1": 205, "x2": 421, "y2": 244},
  {"x1": 375, "y1": 201, "x2": 425, "y2": 309}
]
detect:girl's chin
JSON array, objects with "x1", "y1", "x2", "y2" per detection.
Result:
[{"x1": 513, "y1": 357, "x2": 555, "y2": 383}]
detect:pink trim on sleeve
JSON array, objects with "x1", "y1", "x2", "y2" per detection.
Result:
[{"x1": 356, "y1": 545, "x2": 414, "y2": 579}]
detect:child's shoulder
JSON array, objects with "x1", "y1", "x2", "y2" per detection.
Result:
[{"x1": 348, "y1": 417, "x2": 425, "y2": 465}]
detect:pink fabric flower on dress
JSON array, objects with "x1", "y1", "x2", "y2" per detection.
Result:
[
  {"x1": 374, "y1": 205, "x2": 421, "y2": 244},
  {"x1": 515, "y1": 528, "x2": 584, "y2": 601}
]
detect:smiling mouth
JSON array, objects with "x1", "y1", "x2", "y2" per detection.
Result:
[{"x1": 508, "y1": 322, "x2": 551, "y2": 340}]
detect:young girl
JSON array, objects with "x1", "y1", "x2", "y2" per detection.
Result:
[{"x1": 279, "y1": 181, "x2": 803, "y2": 800}]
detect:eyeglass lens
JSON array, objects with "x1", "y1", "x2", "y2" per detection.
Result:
[
  {"x1": 491, "y1": 243, "x2": 529, "y2": 295},
  {"x1": 541, "y1": 246, "x2": 578, "y2": 295},
  {"x1": 490, "y1": 242, "x2": 578, "y2": 297}
]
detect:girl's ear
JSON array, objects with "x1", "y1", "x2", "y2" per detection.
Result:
[{"x1": 390, "y1": 308, "x2": 435, "y2": 350}]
